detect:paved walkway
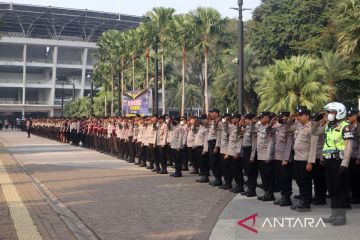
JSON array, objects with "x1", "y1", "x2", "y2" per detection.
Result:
[{"x1": 0, "y1": 131, "x2": 234, "y2": 240}]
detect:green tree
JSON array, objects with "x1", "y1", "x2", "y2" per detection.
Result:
[
  {"x1": 171, "y1": 13, "x2": 196, "y2": 116},
  {"x1": 146, "y1": 7, "x2": 175, "y2": 114},
  {"x1": 257, "y1": 55, "x2": 333, "y2": 113},
  {"x1": 317, "y1": 51, "x2": 351, "y2": 100},
  {"x1": 248, "y1": 0, "x2": 337, "y2": 64},
  {"x1": 191, "y1": 7, "x2": 225, "y2": 114},
  {"x1": 334, "y1": 0, "x2": 360, "y2": 57}
]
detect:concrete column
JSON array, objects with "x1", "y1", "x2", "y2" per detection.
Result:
[
  {"x1": 22, "y1": 44, "x2": 27, "y2": 105},
  {"x1": 80, "y1": 47, "x2": 88, "y2": 97},
  {"x1": 50, "y1": 46, "x2": 58, "y2": 107}
]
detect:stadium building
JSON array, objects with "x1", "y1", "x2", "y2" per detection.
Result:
[{"x1": 0, "y1": 3, "x2": 141, "y2": 118}]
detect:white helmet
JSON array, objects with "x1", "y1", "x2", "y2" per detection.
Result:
[{"x1": 324, "y1": 102, "x2": 347, "y2": 120}]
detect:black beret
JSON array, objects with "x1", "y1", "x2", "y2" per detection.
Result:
[
  {"x1": 244, "y1": 113, "x2": 256, "y2": 119},
  {"x1": 259, "y1": 111, "x2": 271, "y2": 118},
  {"x1": 209, "y1": 108, "x2": 220, "y2": 114},
  {"x1": 347, "y1": 108, "x2": 359, "y2": 117},
  {"x1": 222, "y1": 113, "x2": 231, "y2": 118},
  {"x1": 200, "y1": 114, "x2": 208, "y2": 120},
  {"x1": 278, "y1": 111, "x2": 290, "y2": 117},
  {"x1": 297, "y1": 108, "x2": 310, "y2": 115},
  {"x1": 232, "y1": 113, "x2": 241, "y2": 119}
]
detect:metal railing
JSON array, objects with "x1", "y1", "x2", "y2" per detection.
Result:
[
  {"x1": 0, "y1": 57, "x2": 23, "y2": 62},
  {"x1": 26, "y1": 58, "x2": 52, "y2": 64},
  {"x1": 0, "y1": 100, "x2": 22, "y2": 104}
]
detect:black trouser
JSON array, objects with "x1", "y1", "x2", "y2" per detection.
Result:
[
  {"x1": 195, "y1": 146, "x2": 209, "y2": 176},
  {"x1": 258, "y1": 160, "x2": 275, "y2": 193},
  {"x1": 294, "y1": 160, "x2": 313, "y2": 205},
  {"x1": 182, "y1": 146, "x2": 189, "y2": 169},
  {"x1": 274, "y1": 160, "x2": 293, "y2": 197},
  {"x1": 349, "y1": 158, "x2": 360, "y2": 201},
  {"x1": 208, "y1": 140, "x2": 221, "y2": 179},
  {"x1": 221, "y1": 154, "x2": 233, "y2": 185},
  {"x1": 325, "y1": 158, "x2": 351, "y2": 209},
  {"x1": 243, "y1": 146, "x2": 258, "y2": 192},
  {"x1": 141, "y1": 145, "x2": 148, "y2": 165},
  {"x1": 231, "y1": 155, "x2": 244, "y2": 186},
  {"x1": 27, "y1": 128, "x2": 31, "y2": 137},
  {"x1": 171, "y1": 148, "x2": 182, "y2": 175},
  {"x1": 188, "y1": 147, "x2": 197, "y2": 171},
  {"x1": 149, "y1": 144, "x2": 158, "y2": 168},
  {"x1": 159, "y1": 145, "x2": 168, "y2": 171},
  {"x1": 313, "y1": 158, "x2": 327, "y2": 201}
]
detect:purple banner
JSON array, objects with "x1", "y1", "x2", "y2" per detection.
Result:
[{"x1": 122, "y1": 89, "x2": 150, "y2": 116}]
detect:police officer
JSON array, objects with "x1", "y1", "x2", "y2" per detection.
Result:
[
  {"x1": 208, "y1": 108, "x2": 222, "y2": 186},
  {"x1": 226, "y1": 113, "x2": 245, "y2": 193},
  {"x1": 252, "y1": 112, "x2": 276, "y2": 202},
  {"x1": 347, "y1": 109, "x2": 360, "y2": 204},
  {"x1": 288, "y1": 107, "x2": 314, "y2": 212},
  {"x1": 217, "y1": 113, "x2": 232, "y2": 189},
  {"x1": 312, "y1": 102, "x2": 353, "y2": 226},
  {"x1": 195, "y1": 114, "x2": 210, "y2": 183},
  {"x1": 170, "y1": 117, "x2": 184, "y2": 177},
  {"x1": 269, "y1": 112, "x2": 293, "y2": 206},
  {"x1": 241, "y1": 113, "x2": 257, "y2": 197}
]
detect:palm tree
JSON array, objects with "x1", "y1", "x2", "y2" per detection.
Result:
[
  {"x1": 256, "y1": 55, "x2": 333, "y2": 112},
  {"x1": 317, "y1": 51, "x2": 351, "y2": 100},
  {"x1": 191, "y1": 7, "x2": 225, "y2": 114},
  {"x1": 97, "y1": 30, "x2": 121, "y2": 116},
  {"x1": 146, "y1": 7, "x2": 175, "y2": 114},
  {"x1": 126, "y1": 28, "x2": 142, "y2": 91},
  {"x1": 334, "y1": 0, "x2": 360, "y2": 56},
  {"x1": 171, "y1": 14, "x2": 196, "y2": 116}
]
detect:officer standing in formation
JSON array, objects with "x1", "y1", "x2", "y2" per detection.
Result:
[{"x1": 28, "y1": 101, "x2": 359, "y2": 226}]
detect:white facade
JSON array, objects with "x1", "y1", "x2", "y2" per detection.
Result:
[{"x1": 0, "y1": 37, "x2": 98, "y2": 118}]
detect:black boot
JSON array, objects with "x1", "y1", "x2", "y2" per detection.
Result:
[
  {"x1": 279, "y1": 195, "x2": 292, "y2": 207},
  {"x1": 210, "y1": 178, "x2": 223, "y2": 187},
  {"x1": 262, "y1": 192, "x2": 275, "y2": 201},
  {"x1": 296, "y1": 201, "x2": 311, "y2": 212},
  {"x1": 246, "y1": 190, "x2": 257, "y2": 197},
  {"x1": 323, "y1": 209, "x2": 337, "y2": 223},
  {"x1": 231, "y1": 185, "x2": 245, "y2": 194},
  {"x1": 219, "y1": 182, "x2": 232, "y2": 190},
  {"x1": 273, "y1": 195, "x2": 284, "y2": 205},
  {"x1": 331, "y1": 209, "x2": 346, "y2": 226},
  {"x1": 196, "y1": 175, "x2": 209, "y2": 183}
]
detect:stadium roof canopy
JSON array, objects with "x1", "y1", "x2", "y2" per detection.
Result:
[{"x1": 0, "y1": 2, "x2": 142, "y2": 42}]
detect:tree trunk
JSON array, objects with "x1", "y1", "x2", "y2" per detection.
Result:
[
  {"x1": 161, "y1": 49, "x2": 165, "y2": 115},
  {"x1": 181, "y1": 47, "x2": 186, "y2": 116},
  {"x1": 204, "y1": 47, "x2": 209, "y2": 114},
  {"x1": 132, "y1": 54, "x2": 135, "y2": 91},
  {"x1": 121, "y1": 58, "x2": 125, "y2": 116},
  {"x1": 104, "y1": 83, "x2": 107, "y2": 117},
  {"x1": 146, "y1": 48, "x2": 149, "y2": 89},
  {"x1": 111, "y1": 64, "x2": 114, "y2": 116}
]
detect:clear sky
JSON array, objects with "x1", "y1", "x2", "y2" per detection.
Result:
[{"x1": 9, "y1": 0, "x2": 262, "y2": 20}]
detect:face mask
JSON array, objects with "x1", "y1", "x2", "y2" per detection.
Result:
[
  {"x1": 327, "y1": 113, "x2": 335, "y2": 122},
  {"x1": 180, "y1": 121, "x2": 185, "y2": 125},
  {"x1": 221, "y1": 118, "x2": 226, "y2": 123},
  {"x1": 165, "y1": 119, "x2": 170, "y2": 124}
]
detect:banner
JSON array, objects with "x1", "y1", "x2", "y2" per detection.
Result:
[{"x1": 122, "y1": 89, "x2": 150, "y2": 116}]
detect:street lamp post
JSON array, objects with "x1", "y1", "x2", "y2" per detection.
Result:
[
  {"x1": 87, "y1": 74, "x2": 94, "y2": 116},
  {"x1": 154, "y1": 35, "x2": 159, "y2": 116},
  {"x1": 231, "y1": 1, "x2": 250, "y2": 114},
  {"x1": 238, "y1": 0, "x2": 244, "y2": 114},
  {"x1": 61, "y1": 82, "x2": 64, "y2": 117},
  {"x1": 117, "y1": 76, "x2": 121, "y2": 116}
]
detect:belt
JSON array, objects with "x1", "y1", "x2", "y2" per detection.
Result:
[{"x1": 323, "y1": 153, "x2": 340, "y2": 160}]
